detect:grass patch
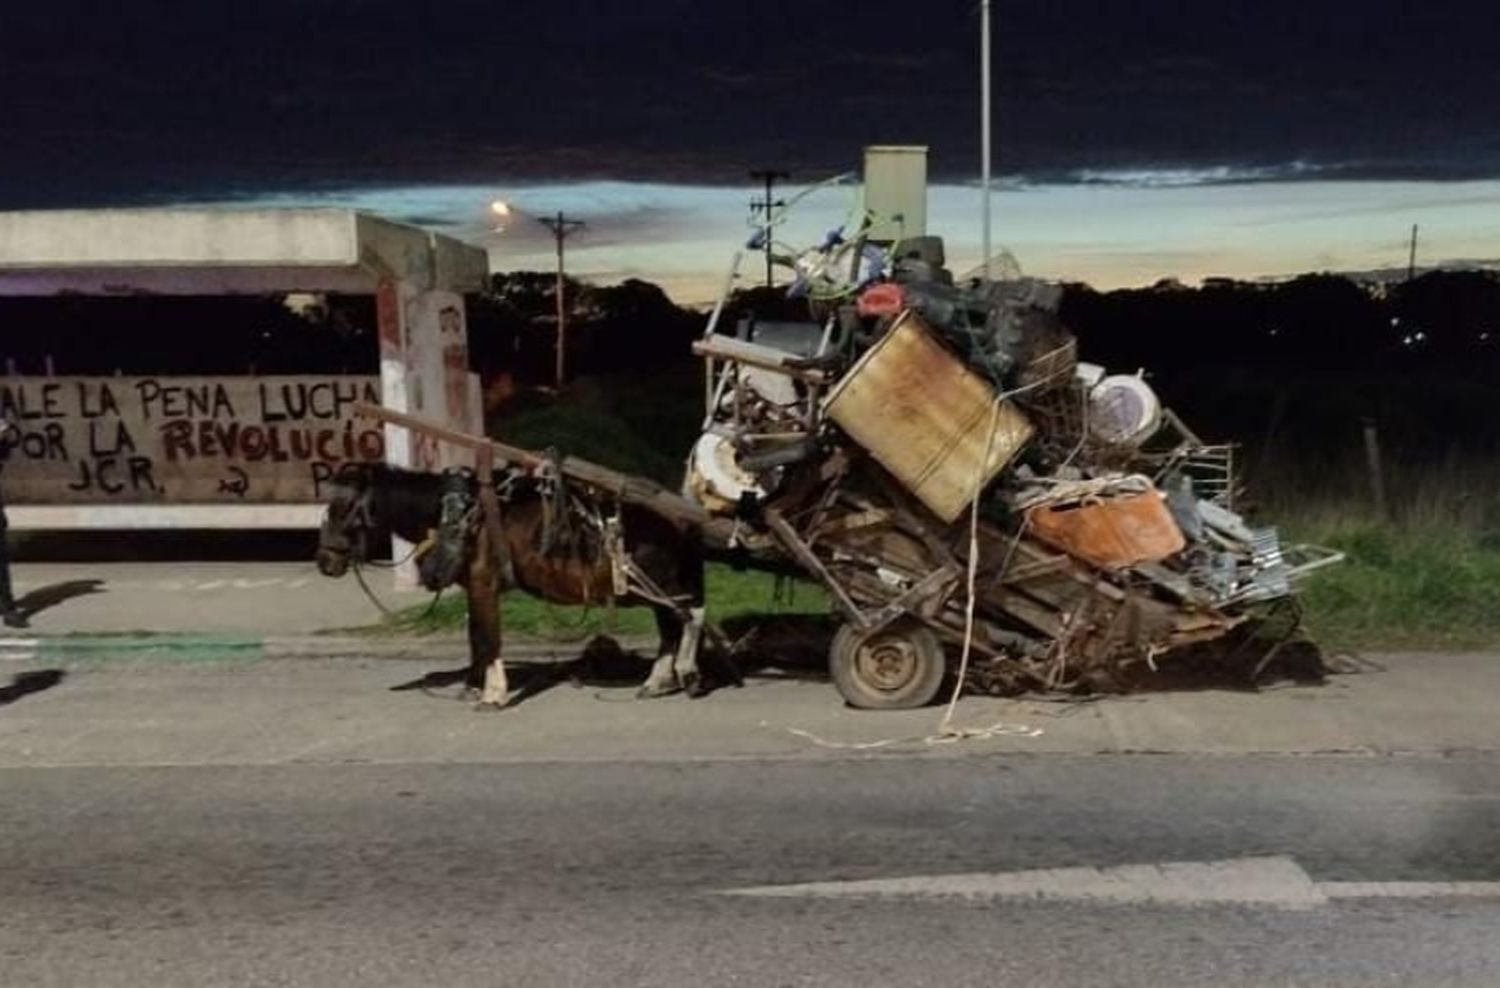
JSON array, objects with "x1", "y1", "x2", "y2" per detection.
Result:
[
  {"x1": 1263, "y1": 458, "x2": 1500, "y2": 650},
  {"x1": 383, "y1": 563, "x2": 829, "y2": 640},
  {"x1": 1291, "y1": 524, "x2": 1500, "y2": 651},
  {"x1": 492, "y1": 371, "x2": 701, "y2": 486},
  {"x1": 383, "y1": 521, "x2": 1500, "y2": 652},
  {"x1": 457, "y1": 376, "x2": 1500, "y2": 653}
]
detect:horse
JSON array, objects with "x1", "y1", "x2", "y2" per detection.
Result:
[{"x1": 314, "y1": 463, "x2": 716, "y2": 707}]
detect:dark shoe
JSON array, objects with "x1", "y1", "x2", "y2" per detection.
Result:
[{"x1": 2, "y1": 607, "x2": 28, "y2": 629}]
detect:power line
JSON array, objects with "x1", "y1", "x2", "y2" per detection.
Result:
[
  {"x1": 537, "y1": 211, "x2": 586, "y2": 388},
  {"x1": 749, "y1": 169, "x2": 790, "y2": 288}
]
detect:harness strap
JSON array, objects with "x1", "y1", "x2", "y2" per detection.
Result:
[{"x1": 475, "y1": 448, "x2": 515, "y2": 589}]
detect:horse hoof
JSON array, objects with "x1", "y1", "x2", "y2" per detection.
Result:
[
  {"x1": 636, "y1": 684, "x2": 678, "y2": 700},
  {"x1": 684, "y1": 677, "x2": 708, "y2": 699}
]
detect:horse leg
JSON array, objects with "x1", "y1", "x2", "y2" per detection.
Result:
[
  {"x1": 467, "y1": 535, "x2": 509, "y2": 709},
  {"x1": 672, "y1": 606, "x2": 708, "y2": 698},
  {"x1": 639, "y1": 604, "x2": 685, "y2": 698}
]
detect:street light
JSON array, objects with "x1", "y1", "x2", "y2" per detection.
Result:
[
  {"x1": 489, "y1": 199, "x2": 512, "y2": 231},
  {"x1": 486, "y1": 198, "x2": 585, "y2": 389}
]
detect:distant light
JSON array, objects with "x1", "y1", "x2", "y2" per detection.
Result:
[{"x1": 490, "y1": 200, "x2": 512, "y2": 218}]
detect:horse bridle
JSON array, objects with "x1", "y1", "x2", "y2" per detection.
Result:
[
  {"x1": 323, "y1": 479, "x2": 444, "y2": 619},
  {"x1": 321, "y1": 482, "x2": 378, "y2": 569}
]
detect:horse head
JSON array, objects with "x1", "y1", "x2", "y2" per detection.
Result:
[{"x1": 315, "y1": 464, "x2": 377, "y2": 578}]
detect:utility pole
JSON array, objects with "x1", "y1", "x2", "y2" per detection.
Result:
[
  {"x1": 1407, "y1": 223, "x2": 1419, "y2": 282},
  {"x1": 537, "y1": 211, "x2": 585, "y2": 388},
  {"x1": 980, "y1": 0, "x2": 993, "y2": 280},
  {"x1": 749, "y1": 169, "x2": 789, "y2": 288}
]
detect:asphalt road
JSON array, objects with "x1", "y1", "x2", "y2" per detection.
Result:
[{"x1": 3, "y1": 753, "x2": 1499, "y2": 987}]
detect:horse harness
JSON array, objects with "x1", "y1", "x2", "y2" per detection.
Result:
[{"x1": 415, "y1": 465, "x2": 694, "y2": 619}]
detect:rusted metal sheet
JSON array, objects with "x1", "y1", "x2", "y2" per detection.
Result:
[{"x1": 823, "y1": 311, "x2": 1033, "y2": 523}]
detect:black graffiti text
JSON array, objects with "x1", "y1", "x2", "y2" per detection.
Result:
[
  {"x1": 68, "y1": 456, "x2": 161, "y2": 496},
  {"x1": 0, "y1": 382, "x2": 65, "y2": 421},
  {"x1": 87, "y1": 420, "x2": 138, "y2": 457},
  {"x1": 257, "y1": 380, "x2": 381, "y2": 422},
  {"x1": 77, "y1": 382, "x2": 122, "y2": 419},
  {"x1": 135, "y1": 379, "x2": 236, "y2": 421}
]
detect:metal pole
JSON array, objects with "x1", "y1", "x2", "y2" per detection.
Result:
[
  {"x1": 1362, "y1": 416, "x2": 1389, "y2": 522},
  {"x1": 980, "y1": 0, "x2": 993, "y2": 281},
  {"x1": 749, "y1": 169, "x2": 789, "y2": 288},
  {"x1": 554, "y1": 212, "x2": 567, "y2": 387},
  {"x1": 1407, "y1": 223, "x2": 1419, "y2": 281},
  {"x1": 762, "y1": 172, "x2": 774, "y2": 287},
  {"x1": 537, "y1": 211, "x2": 585, "y2": 389}
]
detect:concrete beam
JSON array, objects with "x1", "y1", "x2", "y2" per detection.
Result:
[
  {"x1": 0, "y1": 209, "x2": 359, "y2": 270},
  {"x1": 8, "y1": 504, "x2": 325, "y2": 530},
  {"x1": 0, "y1": 208, "x2": 488, "y2": 297}
]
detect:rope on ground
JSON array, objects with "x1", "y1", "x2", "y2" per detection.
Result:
[
  {"x1": 931, "y1": 359, "x2": 1090, "y2": 743},
  {"x1": 772, "y1": 357, "x2": 1083, "y2": 752},
  {"x1": 1324, "y1": 650, "x2": 1386, "y2": 675},
  {"x1": 773, "y1": 719, "x2": 1042, "y2": 751}
]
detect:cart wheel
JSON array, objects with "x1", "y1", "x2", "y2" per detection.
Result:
[{"x1": 829, "y1": 620, "x2": 947, "y2": 710}]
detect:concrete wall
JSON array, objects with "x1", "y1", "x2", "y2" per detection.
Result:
[{"x1": 0, "y1": 208, "x2": 489, "y2": 541}]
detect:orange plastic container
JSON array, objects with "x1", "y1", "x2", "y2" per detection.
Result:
[{"x1": 1025, "y1": 487, "x2": 1186, "y2": 570}]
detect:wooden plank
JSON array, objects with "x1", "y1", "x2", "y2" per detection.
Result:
[
  {"x1": 1131, "y1": 561, "x2": 1200, "y2": 602},
  {"x1": 764, "y1": 507, "x2": 868, "y2": 629},
  {"x1": 691, "y1": 337, "x2": 830, "y2": 383},
  {"x1": 866, "y1": 470, "x2": 965, "y2": 573},
  {"x1": 861, "y1": 567, "x2": 960, "y2": 635},
  {"x1": 354, "y1": 402, "x2": 742, "y2": 547}
]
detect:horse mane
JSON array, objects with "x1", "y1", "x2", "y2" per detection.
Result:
[{"x1": 345, "y1": 462, "x2": 449, "y2": 544}]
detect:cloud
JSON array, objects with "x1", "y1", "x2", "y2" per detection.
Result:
[{"x1": 140, "y1": 172, "x2": 1500, "y2": 302}]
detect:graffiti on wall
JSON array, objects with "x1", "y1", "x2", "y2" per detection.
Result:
[{"x1": 0, "y1": 376, "x2": 384, "y2": 503}]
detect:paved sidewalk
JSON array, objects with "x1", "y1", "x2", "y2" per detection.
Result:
[
  {"x1": 6, "y1": 561, "x2": 427, "y2": 635},
  {"x1": 0, "y1": 651, "x2": 1493, "y2": 767}
]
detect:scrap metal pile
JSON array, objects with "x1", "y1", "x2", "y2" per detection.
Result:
[{"x1": 686, "y1": 229, "x2": 1340, "y2": 709}]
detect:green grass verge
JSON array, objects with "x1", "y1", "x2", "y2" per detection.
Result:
[
  {"x1": 384, "y1": 525, "x2": 1500, "y2": 652},
  {"x1": 1291, "y1": 522, "x2": 1500, "y2": 651},
  {"x1": 458, "y1": 377, "x2": 1500, "y2": 652},
  {"x1": 493, "y1": 372, "x2": 702, "y2": 487},
  {"x1": 383, "y1": 563, "x2": 829, "y2": 640}
]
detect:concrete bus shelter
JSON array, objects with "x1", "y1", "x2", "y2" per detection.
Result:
[{"x1": 0, "y1": 207, "x2": 488, "y2": 531}]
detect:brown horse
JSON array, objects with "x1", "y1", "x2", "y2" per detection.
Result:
[{"x1": 315, "y1": 463, "x2": 714, "y2": 707}]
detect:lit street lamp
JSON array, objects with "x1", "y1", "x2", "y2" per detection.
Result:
[
  {"x1": 487, "y1": 198, "x2": 585, "y2": 389},
  {"x1": 489, "y1": 199, "x2": 512, "y2": 230}
]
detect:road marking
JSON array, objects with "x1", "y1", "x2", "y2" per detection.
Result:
[
  {"x1": 721, "y1": 857, "x2": 1500, "y2": 909},
  {"x1": 0, "y1": 639, "x2": 41, "y2": 662},
  {"x1": 1321, "y1": 881, "x2": 1500, "y2": 899}
]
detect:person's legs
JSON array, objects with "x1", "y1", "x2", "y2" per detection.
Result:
[{"x1": 0, "y1": 495, "x2": 26, "y2": 628}]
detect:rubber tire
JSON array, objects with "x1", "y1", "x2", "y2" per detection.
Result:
[{"x1": 829, "y1": 620, "x2": 947, "y2": 710}]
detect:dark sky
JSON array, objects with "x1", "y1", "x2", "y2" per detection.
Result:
[{"x1": 2, "y1": 0, "x2": 1497, "y2": 207}]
